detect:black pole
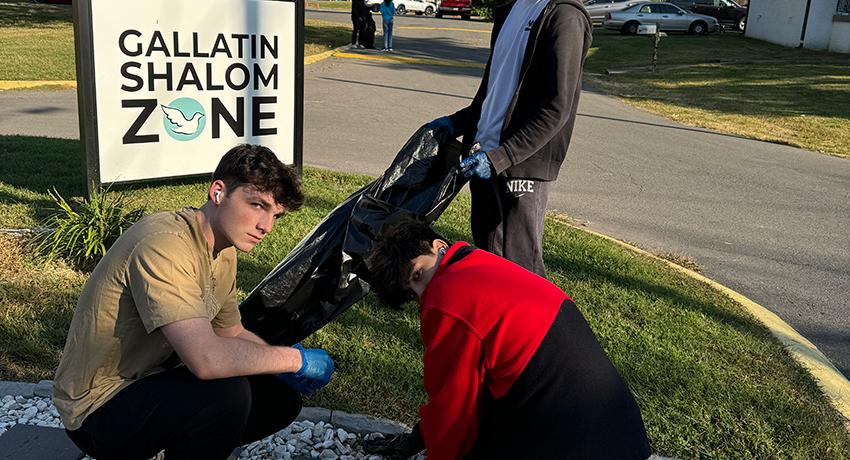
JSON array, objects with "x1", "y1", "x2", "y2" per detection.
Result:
[{"x1": 799, "y1": 0, "x2": 814, "y2": 47}]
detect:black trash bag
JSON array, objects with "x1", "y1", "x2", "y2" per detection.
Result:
[
  {"x1": 361, "y1": 15, "x2": 377, "y2": 49},
  {"x1": 239, "y1": 125, "x2": 465, "y2": 345}
]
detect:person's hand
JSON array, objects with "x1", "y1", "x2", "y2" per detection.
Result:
[
  {"x1": 426, "y1": 116, "x2": 454, "y2": 136},
  {"x1": 277, "y1": 343, "x2": 335, "y2": 395},
  {"x1": 361, "y1": 428, "x2": 425, "y2": 459},
  {"x1": 460, "y1": 151, "x2": 493, "y2": 180}
]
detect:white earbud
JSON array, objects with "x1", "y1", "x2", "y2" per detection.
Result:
[
  {"x1": 438, "y1": 246, "x2": 447, "y2": 256},
  {"x1": 214, "y1": 190, "x2": 221, "y2": 204}
]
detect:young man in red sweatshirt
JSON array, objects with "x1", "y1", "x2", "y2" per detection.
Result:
[{"x1": 365, "y1": 218, "x2": 651, "y2": 459}]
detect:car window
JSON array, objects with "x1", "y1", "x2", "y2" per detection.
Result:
[
  {"x1": 639, "y1": 5, "x2": 653, "y2": 13},
  {"x1": 661, "y1": 4, "x2": 682, "y2": 13},
  {"x1": 693, "y1": 0, "x2": 714, "y2": 4}
]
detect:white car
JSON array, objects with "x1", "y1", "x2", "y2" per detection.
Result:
[{"x1": 367, "y1": 0, "x2": 438, "y2": 16}]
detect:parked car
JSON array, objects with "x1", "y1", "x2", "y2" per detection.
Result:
[
  {"x1": 367, "y1": 0, "x2": 437, "y2": 16},
  {"x1": 584, "y1": 0, "x2": 643, "y2": 26},
  {"x1": 603, "y1": 2, "x2": 720, "y2": 35},
  {"x1": 668, "y1": 0, "x2": 747, "y2": 31},
  {"x1": 435, "y1": 0, "x2": 473, "y2": 20}
]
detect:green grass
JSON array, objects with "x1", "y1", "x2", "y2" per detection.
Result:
[
  {"x1": 585, "y1": 30, "x2": 850, "y2": 158},
  {"x1": 0, "y1": 0, "x2": 350, "y2": 82},
  {"x1": 313, "y1": 1, "x2": 353, "y2": 11},
  {"x1": 2, "y1": 136, "x2": 850, "y2": 458}
]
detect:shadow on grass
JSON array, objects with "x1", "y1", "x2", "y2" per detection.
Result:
[
  {"x1": 586, "y1": 32, "x2": 850, "y2": 122},
  {"x1": 0, "y1": 136, "x2": 84, "y2": 210},
  {"x1": 545, "y1": 246, "x2": 773, "y2": 344},
  {"x1": 0, "y1": 1, "x2": 71, "y2": 28},
  {"x1": 620, "y1": 64, "x2": 850, "y2": 120}
]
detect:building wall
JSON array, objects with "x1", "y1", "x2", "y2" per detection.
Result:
[
  {"x1": 745, "y1": 0, "x2": 808, "y2": 47},
  {"x1": 804, "y1": 0, "x2": 841, "y2": 49},
  {"x1": 829, "y1": 20, "x2": 850, "y2": 52},
  {"x1": 745, "y1": 0, "x2": 840, "y2": 50}
]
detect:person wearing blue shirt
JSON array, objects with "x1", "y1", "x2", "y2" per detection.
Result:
[{"x1": 379, "y1": 0, "x2": 395, "y2": 51}]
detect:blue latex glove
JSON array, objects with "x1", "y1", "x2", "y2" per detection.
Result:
[
  {"x1": 460, "y1": 151, "x2": 493, "y2": 180},
  {"x1": 277, "y1": 343, "x2": 335, "y2": 395},
  {"x1": 426, "y1": 116, "x2": 454, "y2": 136}
]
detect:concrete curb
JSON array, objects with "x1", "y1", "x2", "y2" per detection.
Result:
[
  {"x1": 332, "y1": 51, "x2": 485, "y2": 69},
  {"x1": 553, "y1": 219, "x2": 850, "y2": 430}
]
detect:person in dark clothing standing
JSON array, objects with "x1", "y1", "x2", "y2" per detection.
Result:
[
  {"x1": 363, "y1": 218, "x2": 652, "y2": 460},
  {"x1": 428, "y1": 0, "x2": 592, "y2": 278},
  {"x1": 351, "y1": 0, "x2": 369, "y2": 48}
]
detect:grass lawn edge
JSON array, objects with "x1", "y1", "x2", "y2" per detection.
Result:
[{"x1": 551, "y1": 215, "x2": 850, "y2": 432}]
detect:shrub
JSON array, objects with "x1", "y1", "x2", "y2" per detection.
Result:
[{"x1": 30, "y1": 186, "x2": 145, "y2": 271}]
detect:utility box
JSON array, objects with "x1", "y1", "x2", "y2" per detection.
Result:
[{"x1": 637, "y1": 24, "x2": 657, "y2": 35}]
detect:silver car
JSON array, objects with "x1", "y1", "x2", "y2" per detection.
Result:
[
  {"x1": 603, "y1": 2, "x2": 720, "y2": 34},
  {"x1": 584, "y1": 0, "x2": 643, "y2": 26}
]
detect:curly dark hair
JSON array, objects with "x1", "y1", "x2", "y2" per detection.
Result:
[
  {"x1": 212, "y1": 144, "x2": 304, "y2": 211},
  {"x1": 367, "y1": 216, "x2": 448, "y2": 308}
]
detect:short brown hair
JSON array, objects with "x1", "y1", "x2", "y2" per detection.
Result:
[
  {"x1": 367, "y1": 216, "x2": 446, "y2": 308},
  {"x1": 213, "y1": 144, "x2": 303, "y2": 211}
]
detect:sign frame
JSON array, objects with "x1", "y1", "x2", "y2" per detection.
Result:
[{"x1": 73, "y1": 0, "x2": 305, "y2": 196}]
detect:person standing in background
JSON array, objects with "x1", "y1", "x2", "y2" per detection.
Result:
[
  {"x1": 427, "y1": 0, "x2": 592, "y2": 278},
  {"x1": 379, "y1": 0, "x2": 396, "y2": 51},
  {"x1": 350, "y1": 0, "x2": 368, "y2": 48}
]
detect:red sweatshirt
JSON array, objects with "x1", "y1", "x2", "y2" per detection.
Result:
[{"x1": 418, "y1": 242, "x2": 568, "y2": 460}]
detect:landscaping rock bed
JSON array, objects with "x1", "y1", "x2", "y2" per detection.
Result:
[{"x1": 0, "y1": 392, "x2": 424, "y2": 460}]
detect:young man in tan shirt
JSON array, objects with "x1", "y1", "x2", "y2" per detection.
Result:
[{"x1": 53, "y1": 144, "x2": 334, "y2": 460}]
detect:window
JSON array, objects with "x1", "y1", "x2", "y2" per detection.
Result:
[
  {"x1": 838, "y1": 0, "x2": 850, "y2": 15},
  {"x1": 639, "y1": 5, "x2": 653, "y2": 13},
  {"x1": 659, "y1": 4, "x2": 681, "y2": 13}
]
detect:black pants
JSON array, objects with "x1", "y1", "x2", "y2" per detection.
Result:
[
  {"x1": 470, "y1": 177, "x2": 550, "y2": 278},
  {"x1": 65, "y1": 367, "x2": 302, "y2": 460},
  {"x1": 351, "y1": 16, "x2": 364, "y2": 45},
  {"x1": 466, "y1": 299, "x2": 652, "y2": 459}
]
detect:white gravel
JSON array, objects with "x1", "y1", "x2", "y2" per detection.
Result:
[{"x1": 0, "y1": 394, "x2": 426, "y2": 460}]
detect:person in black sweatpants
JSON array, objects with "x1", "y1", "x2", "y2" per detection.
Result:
[
  {"x1": 351, "y1": 0, "x2": 368, "y2": 47},
  {"x1": 65, "y1": 367, "x2": 301, "y2": 460},
  {"x1": 427, "y1": 0, "x2": 592, "y2": 278}
]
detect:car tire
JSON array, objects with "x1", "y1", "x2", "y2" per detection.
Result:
[
  {"x1": 622, "y1": 21, "x2": 639, "y2": 35},
  {"x1": 689, "y1": 21, "x2": 708, "y2": 35},
  {"x1": 425, "y1": 6, "x2": 434, "y2": 15},
  {"x1": 396, "y1": 5, "x2": 406, "y2": 14},
  {"x1": 736, "y1": 15, "x2": 746, "y2": 32},
  {"x1": 461, "y1": 13, "x2": 471, "y2": 20},
  {"x1": 435, "y1": 11, "x2": 442, "y2": 18}
]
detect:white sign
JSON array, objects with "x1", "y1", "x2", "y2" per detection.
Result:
[{"x1": 77, "y1": 0, "x2": 300, "y2": 185}]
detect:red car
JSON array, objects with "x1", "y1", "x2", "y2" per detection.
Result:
[{"x1": 436, "y1": 0, "x2": 472, "y2": 20}]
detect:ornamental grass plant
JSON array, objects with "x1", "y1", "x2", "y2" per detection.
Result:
[{"x1": 30, "y1": 186, "x2": 145, "y2": 272}]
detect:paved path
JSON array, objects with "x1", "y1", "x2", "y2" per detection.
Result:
[{"x1": 0, "y1": 14, "x2": 848, "y2": 378}]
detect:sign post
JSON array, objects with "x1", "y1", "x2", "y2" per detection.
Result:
[{"x1": 73, "y1": 0, "x2": 304, "y2": 195}]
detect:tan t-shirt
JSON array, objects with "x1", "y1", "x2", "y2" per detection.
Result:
[{"x1": 53, "y1": 208, "x2": 240, "y2": 430}]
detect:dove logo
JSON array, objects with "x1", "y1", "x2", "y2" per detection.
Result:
[{"x1": 161, "y1": 97, "x2": 206, "y2": 141}]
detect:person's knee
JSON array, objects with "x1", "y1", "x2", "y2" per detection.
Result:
[{"x1": 214, "y1": 377, "x2": 253, "y2": 426}]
